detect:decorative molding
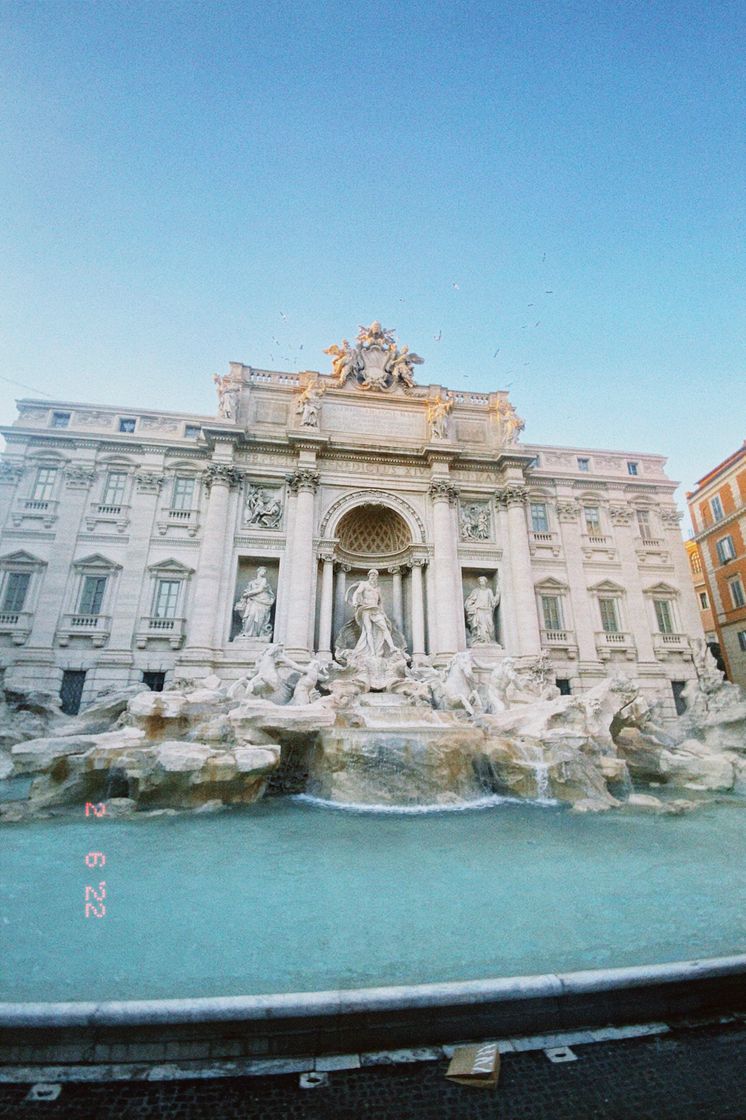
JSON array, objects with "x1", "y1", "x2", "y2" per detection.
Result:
[
  {"x1": 556, "y1": 500, "x2": 581, "y2": 522},
  {"x1": 319, "y1": 489, "x2": 427, "y2": 543},
  {"x1": 0, "y1": 462, "x2": 25, "y2": 485},
  {"x1": 135, "y1": 471, "x2": 164, "y2": 494},
  {"x1": 660, "y1": 508, "x2": 684, "y2": 527},
  {"x1": 498, "y1": 484, "x2": 528, "y2": 508},
  {"x1": 429, "y1": 479, "x2": 459, "y2": 504},
  {"x1": 287, "y1": 468, "x2": 320, "y2": 494},
  {"x1": 204, "y1": 463, "x2": 242, "y2": 490},
  {"x1": 609, "y1": 504, "x2": 634, "y2": 526},
  {"x1": 64, "y1": 465, "x2": 96, "y2": 489}
]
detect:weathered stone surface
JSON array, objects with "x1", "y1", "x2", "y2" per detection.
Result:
[
  {"x1": 102, "y1": 797, "x2": 137, "y2": 818},
  {"x1": 658, "y1": 740, "x2": 735, "y2": 791},
  {"x1": 571, "y1": 797, "x2": 615, "y2": 813},
  {"x1": 627, "y1": 793, "x2": 665, "y2": 812}
]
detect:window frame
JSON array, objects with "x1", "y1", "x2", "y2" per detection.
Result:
[
  {"x1": 540, "y1": 593, "x2": 564, "y2": 632},
  {"x1": 530, "y1": 501, "x2": 549, "y2": 533},
  {"x1": 101, "y1": 470, "x2": 128, "y2": 507},
  {"x1": 583, "y1": 505, "x2": 602, "y2": 534},
  {"x1": 171, "y1": 476, "x2": 196, "y2": 511},
  {"x1": 118, "y1": 417, "x2": 137, "y2": 433},
  {"x1": 152, "y1": 577, "x2": 182, "y2": 620},
  {"x1": 577, "y1": 457, "x2": 590, "y2": 472},
  {"x1": 716, "y1": 535, "x2": 736, "y2": 564},
  {"x1": 710, "y1": 494, "x2": 724, "y2": 522},
  {"x1": 627, "y1": 461, "x2": 639, "y2": 476},
  {"x1": 598, "y1": 596, "x2": 621, "y2": 633},
  {"x1": 729, "y1": 576, "x2": 746, "y2": 610},
  {"x1": 51, "y1": 411, "x2": 71, "y2": 429},
  {"x1": 31, "y1": 465, "x2": 58, "y2": 501}
]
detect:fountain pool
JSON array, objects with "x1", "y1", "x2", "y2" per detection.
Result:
[{"x1": 3, "y1": 798, "x2": 746, "y2": 1005}]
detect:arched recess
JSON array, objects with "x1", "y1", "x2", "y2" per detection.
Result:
[{"x1": 319, "y1": 489, "x2": 427, "y2": 545}]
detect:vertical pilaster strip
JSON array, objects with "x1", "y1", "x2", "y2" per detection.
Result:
[
  {"x1": 429, "y1": 479, "x2": 461, "y2": 657},
  {"x1": 556, "y1": 498, "x2": 599, "y2": 663},
  {"x1": 284, "y1": 468, "x2": 319, "y2": 657},
  {"x1": 317, "y1": 552, "x2": 335, "y2": 657},
  {"x1": 390, "y1": 566, "x2": 403, "y2": 632},
  {"x1": 500, "y1": 483, "x2": 542, "y2": 657},
  {"x1": 185, "y1": 463, "x2": 241, "y2": 653},
  {"x1": 410, "y1": 559, "x2": 426, "y2": 657}
]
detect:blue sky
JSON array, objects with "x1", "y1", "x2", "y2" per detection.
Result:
[{"x1": 1, "y1": 0, "x2": 744, "y2": 514}]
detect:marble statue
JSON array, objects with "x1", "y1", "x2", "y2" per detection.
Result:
[
  {"x1": 324, "y1": 340, "x2": 359, "y2": 385},
  {"x1": 427, "y1": 392, "x2": 453, "y2": 440},
  {"x1": 494, "y1": 398, "x2": 525, "y2": 444},
  {"x1": 213, "y1": 373, "x2": 241, "y2": 420},
  {"x1": 461, "y1": 503, "x2": 490, "y2": 541},
  {"x1": 357, "y1": 320, "x2": 396, "y2": 348},
  {"x1": 245, "y1": 486, "x2": 282, "y2": 528},
  {"x1": 464, "y1": 576, "x2": 500, "y2": 645},
  {"x1": 241, "y1": 644, "x2": 306, "y2": 703},
  {"x1": 234, "y1": 568, "x2": 275, "y2": 640},
  {"x1": 427, "y1": 651, "x2": 483, "y2": 716},
  {"x1": 290, "y1": 659, "x2": 329, "y2": 705},
  {"x1": 348, "y1": 569, "x2": 398, "y2": 660},
  {"x1": 385, "y1": 345, "x2": 423, "y2": 388},
  {"x1": 296, "y1": 377, "x2": 324, "y2": 428}
]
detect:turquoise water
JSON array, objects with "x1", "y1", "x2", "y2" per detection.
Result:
[{"x1": 2, "y1": 797, "x2": 746, "y2": 1003}]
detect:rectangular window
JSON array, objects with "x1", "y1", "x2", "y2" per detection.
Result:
[
  {"x1": 738, "y1": 631, "x2": 746, "y2": 652},
  {"x1": 730, "y1": 578, "x2": 746, "y2": 610},
  {"x1": 1, "y1": 572, "x2": 30, "y2": 612},
  {"x1": 577, "y1": 457, "x2": 590, "y2": 472},
  {"x1": 60, "y1": 670, "x2": 86, "y2": 716},
  {"x1": 184, "y1": 425, "x2": 201, "y2": 438},
  {"x1": 102, "y1": 471, "x2": 127, "y2": 506},
  {"x1": 153, "y1": 579, "x2": 180, "y2": 619},
  {"x1": 79, "y1": 575, "x2": 107, "y2": 616},
  {"x1": 711, "y1": 495, "x2": 724, "y2": 522},
  {"x1": 530, "y1": 502, "x2": 549, "y2": 533},
  {"x1": 654, "y1": 599, "x2": 674, "y2": 634},
  {"x1": 699, "y1": 591, "x2": 709, "y2": 610},
  {"x1": 118, "y1": 418, "x2": 136, "y2": 433},
  {"x1": 584, "y1": 506, "x2": 601, "y2": 533},
  {"x1": 599, "y1": 597, "x2": 620, "y2": 633},
  {"x1": 627, "y1": 461, "x2": 639, "y2": 476},
  {"x1": 51, "y1": 412, "x2": 70, "y2": 428},
  {"x1": 32, "y1": 466, "x2": 57, "y2": 501},
  {"x1": 541, "y1": 595, "x2": 563, "y2": 631},
  {"x1": 143, "y1": 671, "x2": 166, "y2": 692},
  {"x1": 171, "y1": 477, "x2": 195, "y2": 510},
  {"x1": 636, "y1": 510, "x2": 652, "y2": 538},
  {"x1": 716, "y1": 536, "x2": 736, "y2": 564}
]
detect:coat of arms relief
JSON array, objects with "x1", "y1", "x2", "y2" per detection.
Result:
[{"x1": 324, "y1": 321, "x2": 424, "y2": 392}]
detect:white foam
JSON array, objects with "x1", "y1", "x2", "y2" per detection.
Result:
[{"x1": 292, "y1": 793, "x2": 557, "y2": 815}]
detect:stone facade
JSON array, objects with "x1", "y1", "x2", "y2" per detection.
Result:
[{"x1": 0, "y1": 323, "x2": 702, "y2": 715}]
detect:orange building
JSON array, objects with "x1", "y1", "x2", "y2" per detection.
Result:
[{"x1": 687, "y1": 441, "x2": 746, "y2": 686}]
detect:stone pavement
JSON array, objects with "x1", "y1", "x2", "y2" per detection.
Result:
[{"x1": 2, "y1": 1018, "x2": 746, "y2": 1119}]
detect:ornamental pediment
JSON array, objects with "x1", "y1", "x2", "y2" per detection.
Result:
[{"x1": 324, "y1": 321, "x2": 424, "y2": 393}]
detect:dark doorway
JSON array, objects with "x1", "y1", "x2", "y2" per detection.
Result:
[
  {"x1": 556, "y1": 678, "x2": 572, "y2": 696},
  {"x1": 142, "y1": 671, "x2": 166, "y2": 692},
  {"x1": 671, "y1": 680, "x2": 687, "y2": 716},
  {"x1": 60, "y1": 670, "x2": 86, "y2": 715}
]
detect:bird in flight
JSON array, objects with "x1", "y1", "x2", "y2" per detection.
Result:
[
  {"x1": 434, "y1": 329, "x2": 442, "y2": 341},
  {"x1": 542, "y1": 252, "x2": 546, "y2": 262},
  {"x1": 451, "y1": 282, "x2": 460, "y2": 290},
  {"x1": 493, "y1": 347, "x2": 500, "y2": 357},
  {"x1": 280, "y1": 311, "x2": 288, "y2": 320},
  {"x1": 545, "y1": 290, "x2": 553, "y2": 294}
]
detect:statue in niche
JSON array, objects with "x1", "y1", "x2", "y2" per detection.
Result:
[
  {"x1": 348, "y1": 569, "x2": 399, "y2": 659},
  {"x1": 296, "y1": 376, "x2": 325, "y2": 428},
  {"x1": 461, "y1": 503, "x2": 490, "y2": 541},
  {"x1": 245, "y1": 486, "x2": 282, "y2": 528},
  {"x1": 493, "y1": 398, "x2": 525, "y2": 445},
  {"x1": 464, "y1": 575, "x2": 500, "y2": 645},
  {"x1": 427, "y1": 392, "x2": 453, "y2": 440},
  {"x1": 213, "y1": 372, "x2": 241, "y2": 420},
  {"x1": 234, "y1": 567, "x2": 275, "y2": 640}
]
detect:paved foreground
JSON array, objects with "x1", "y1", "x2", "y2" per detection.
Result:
[{"x1": 1, "y1": 1019, "x2": 746, "y2": 1119}]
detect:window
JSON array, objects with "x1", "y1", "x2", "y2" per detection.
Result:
[
  {"x1": 541, "y1": 594, "x2": 563, "y2": 631},
  {"x1": 530, "y1": 502, "x2": 549, "y2": 533},
  {"x1": 79, "y1": 575, "x2": 107, "y2": 616},
  {"x1": 636, "y1": 510, "x2": 652, "y2": 538},
  {"x1": 690, "y1": 551, "x2": 702, "y2": 574},
  {"x1": 627, "y1": 461, "x2": 639, "y2": 476},
  {"x1": 729, "y1": 577, "x2": 746, "y2": 610},
  {"x1": 556, "y1": 678, "x2": 572, "y2": 696},
  {"x1": 171, "y1": 476, "x2": 195, "y2": 510},
  {"x1": 738, "y1": 631, "x2": 746, "y2": 652},
  {"x1": 710, "y1": 495, "x2": 724, "y2": 522},
  {"x1": 716, "y1": 536, "x2": 736, "y2": 564},
  {"x1": 102, "y1": 471, "x2": 127, "y2": 507},
  {"x1": 653, "y1": 599, "x2": 674, "y2": 634},
  {"x1": 31, "y1": 466, "x2": 57, "y2": 501},
  {"x1": 60, "y1": 670, "x2": 86, "y2": 716},
  {"x1": 699, "y1": 591, "x2": 709, "y2": 610},
  {"x1": 184, "y1": 425, "x2": 201, "y2": 438},
  {"x1": 599, "y1": 597, "x2": 620, "y2": 633},
  {"x1": 584, "y1": 506, "x2": 601, "y2": 534},
  {"x1": 143, "y1": 671, "x2": 166, "y2": 692},
  {"x1": 51, "y1": 412, "x2": 70, "y2": 429},
  {"x1": 577, "y1": 457, "x2": 590, "y2": 472},
  {"x1": 118, "y1": 418, "x2": 136, "y2": 433},
  {"x1": 1, "y1": 572, "x2": 30, "y2": 613},
  {"x1": 153, "y1": 578, "x2": 181, "y2": 619}
]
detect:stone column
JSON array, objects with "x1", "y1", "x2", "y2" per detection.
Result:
[
  {"x1": 317, "y1": 550, "x2": 335, "y2": 658},
  {"x1": 185, "y1": 462, "x2": 242, "y2": 654},
  {"x1": 500, "y1": 483, "x2": 541, "y2": 657},
  {"x1": 284, "y1": 468, "x2": 319, "y2": 657},
  {"x1": 556, "y1": 498, "x2": 599, "y2": 664},
  {"x1": 333, "y1": 564, "x2": 348, "y2": 642},
  {"x1": 389, "y1": 566, "x2": 403, "y2": 632},
  {"x1": 429, "y1": 479, "x2": 461, "y2": 657},
  {"x1": 409, "y1": 559, "x2": 426, "y2": 658},
  {"x1": 274, "y1": 484, "x2": 297, "y2": 644},
  {"x1": 661, "y1": 506, "x2": 705, "y2": 640}
]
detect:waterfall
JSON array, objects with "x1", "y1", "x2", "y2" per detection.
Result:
[{"x1": 533, "y1": 761, "x2": 551, "y2": 802}]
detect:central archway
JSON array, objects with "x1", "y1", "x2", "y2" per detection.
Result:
[{"x1": 335, "y1": 504, "x2": 412, "y2": 564}]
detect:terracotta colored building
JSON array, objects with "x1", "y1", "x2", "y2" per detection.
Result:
[{"x1": 687, "y1": 441, "x2": 746, "y2": 686}]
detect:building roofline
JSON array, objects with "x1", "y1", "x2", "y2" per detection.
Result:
[{"x1": 687, "y1": 440, "x2": 746, "y2": 496}]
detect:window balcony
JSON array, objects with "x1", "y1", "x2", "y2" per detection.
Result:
[
  {"x1": 0, "y1": 610, "x2": 33, "y2": 645},
  {"x1": 581, "y1": 534, "x2": 616, "y2": 561},
  {"x1": 57, "y1": 614, "x2": 112, "y2": 647},
  {"x1": 540, "y1": 628, "x2": 578, "y2": 658},
  {"x1": 653, "y1": 632, "x2": 689, "y2": 659},
  {"x1": 85, "y1": 503, "x2": 130, "y2": 534},
  {"x1": 135, "y1": 616, "x2": 186, "y2": 649},
  {"x1": 11, "y1": 498, "x2": 59, "y2": 529},
  {"x1": 595, "y1": 630, "x2": 636, "y2": 660},
  {"x1": 156, "y1": 509, "x2": 200, "y2": 537},
  {"x1": 529, "y1": 531, "x2": 561, "y2": 557}
]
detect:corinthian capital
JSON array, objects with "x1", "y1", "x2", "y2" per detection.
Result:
[
  {"x1": 429, "y1": 479, "x2": 459, "y2": 504},
  {"x1": 497, "y1": 484, "x2": 528, "y2": 508},
  {"x1": 204, "y1": 462, "x2": 242, "y2": 490},
  {"x1": 287, "y1": 468, "x2": 320, "y2": 494},
  {"x1": 555, "y1": 499, "x2": 581, "y2": 522}
]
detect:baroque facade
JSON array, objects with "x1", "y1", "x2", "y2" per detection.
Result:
[{"x1": 0, "y1": 322, "x2": 702, "y2": 714}]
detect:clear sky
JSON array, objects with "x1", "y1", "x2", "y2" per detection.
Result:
[{"x1": 1, "y1": 0, "x2": 744, "y2": 518}]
